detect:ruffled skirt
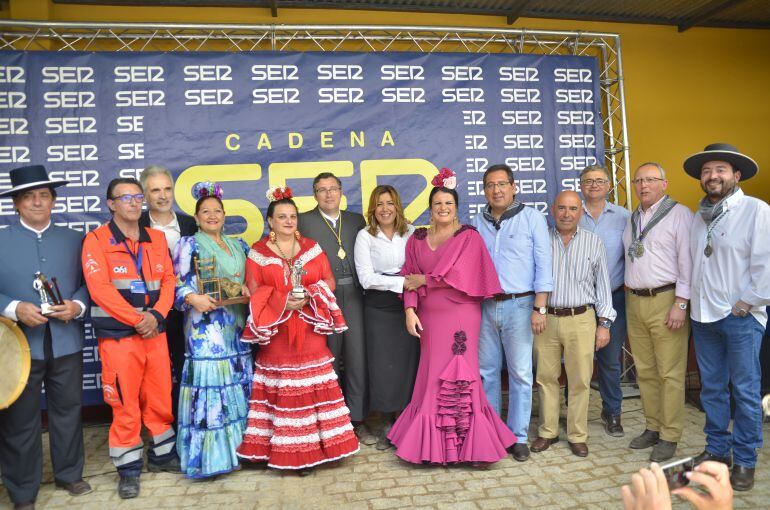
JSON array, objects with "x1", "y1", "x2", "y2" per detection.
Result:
[
  {"x1": 177, "y1": 352, "x2": 252, "y2": 478},
  {"x1": 237, "y1": 354, "x2": 360, "y2": 469}
]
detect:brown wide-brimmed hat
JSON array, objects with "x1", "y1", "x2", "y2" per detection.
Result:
[{"x1": 683, "y1": 143, "x2": 758, "y2": 180}]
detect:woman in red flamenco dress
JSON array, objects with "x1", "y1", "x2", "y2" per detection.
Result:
[{"x1": 236, "y1": 188, "x2": 359, "y2": 474}]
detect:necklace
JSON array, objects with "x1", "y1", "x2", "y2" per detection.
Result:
[
  {"x1": 321, "y1": 213, "x2": 346, "y2": 259},
  {"x1": 272, "y1": 236, "x2": 297, "y2": 265}
]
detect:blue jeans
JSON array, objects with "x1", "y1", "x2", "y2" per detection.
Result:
[
  {"x1": 479, "y1": 294, "x2": 535, "y2": 442},
  {"x1": 692, "y1": 314, "x2": 765, "y2": 467},
  {"x1": 595, "y1": 288, "x2": 626, "y2": 416}
]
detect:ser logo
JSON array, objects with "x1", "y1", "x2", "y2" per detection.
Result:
[{"x1": 113, "y1": 266, "x2": 128, "y2": 274}]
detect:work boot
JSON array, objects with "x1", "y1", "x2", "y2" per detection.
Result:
[{"x1": 118, "y1": 476, "x2": 140, "y2": 499}]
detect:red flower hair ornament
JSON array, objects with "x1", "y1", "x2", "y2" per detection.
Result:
[
  {"x1": 431, "y1": 167, "x2": 457, "y2": 190},
  {"x1": 266, "y1": 186, "x2": 294, "y2": 202}
]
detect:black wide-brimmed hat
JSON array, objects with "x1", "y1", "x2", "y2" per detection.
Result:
[
  {"x1": 0, "y1": 165, "x2": 69, "y2": 198},
  {"x1": 683, "y1": 143, "x2": 758, "y2": 180}
]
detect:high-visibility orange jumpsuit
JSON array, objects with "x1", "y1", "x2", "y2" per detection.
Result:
[{"x1": 82, "y1": 220, "x2": 177, "y2": 476}]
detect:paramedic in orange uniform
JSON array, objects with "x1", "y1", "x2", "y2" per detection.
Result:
[{"x1": 81, "y1": 177, "x2": 180, "y2": 500}]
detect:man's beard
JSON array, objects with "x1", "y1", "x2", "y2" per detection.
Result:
[{"x1": 701, "y1": 179, "x2": 736, "y2": 200}]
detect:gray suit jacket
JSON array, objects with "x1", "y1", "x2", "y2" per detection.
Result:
[
  {"x1": 299, "y1": 207, "x2": 366, "y2": 288},
  {"x1": 0, "y1": 219, "x2": 89, "y2": 360}
]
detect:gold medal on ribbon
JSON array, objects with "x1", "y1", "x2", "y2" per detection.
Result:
[
  {"x1": 337, "y1": 247, "x2": 346, "y2": 259},
  {"x1": 635, "y1": 243, "x2": 644, "y2": 258},
  {"x1": 704, "y1": 244, "x2": 713, "y2": 257}
]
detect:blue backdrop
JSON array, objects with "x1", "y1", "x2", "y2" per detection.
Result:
[{"x1": 0, "y1": 50, "x2": 604, "y2": 405}]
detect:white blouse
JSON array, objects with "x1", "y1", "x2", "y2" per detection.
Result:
[{"x1": 354, "y1": 224, "x2": 415, "y2": 293}]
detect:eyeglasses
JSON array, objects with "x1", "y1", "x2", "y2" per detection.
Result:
[
  {"x1": 314, "y1": 186, "x2": 341, "y2": 195},
  {"x1": 484, "y1": 181, "x2": 512, "y2": 191},
  {"x1": 632, "y1": 177, "x2": 665, "y2": 185},
  {"x1": 111, "y1": 193, "x2": 145, "y2": 203},
  {"x1": 581, "y1": 179, "x2": 609, "y2": 186}
]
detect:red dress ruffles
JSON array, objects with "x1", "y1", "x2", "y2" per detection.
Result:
[{"x1": 236, "y1": 237, "x2": 359, "y2": 470}]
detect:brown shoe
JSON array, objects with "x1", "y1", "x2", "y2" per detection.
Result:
[
  {"x1": 568, "y1": 442, "x2": 589, "y2": 457},
  {"x1": 530, "y1": 436, "x2": 559, "y2": 452}
]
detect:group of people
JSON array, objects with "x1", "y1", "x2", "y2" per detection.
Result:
[{"x1": 0, "y1": 141, "x2": 767, "y2": 510}]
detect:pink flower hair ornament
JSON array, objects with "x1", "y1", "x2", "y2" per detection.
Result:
[
  {"x1": 266, "y1": 186, "x2": 294, "y2": 202},
  {"x1": 431, "y1": 167, "x2": 457, "y2": 190},
  {"x1": 192, "y1": 181, "x2": 224, "y2": 201}
]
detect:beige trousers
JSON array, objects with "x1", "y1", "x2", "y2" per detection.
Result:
[
  {"x1": 534, "y1": 312, "x2": 596, "y2": 443},
  {"x1": 626, "y1": 290, "x2": 689, "y2": 442}
]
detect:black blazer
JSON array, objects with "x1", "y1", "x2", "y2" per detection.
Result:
[{"x1": 139, "y1": 210, "x2": 197, "y2": 238}]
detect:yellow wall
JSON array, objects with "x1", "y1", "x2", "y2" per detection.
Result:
[{"x1": 6, "y1": 0, "x2": 770, "y2": 208}]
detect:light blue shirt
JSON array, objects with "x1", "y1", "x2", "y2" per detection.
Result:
[
  {"x1": 579, "y1": 200, "x2": 630, "y2": 290},
  {"x1": 472, "y1": 205, "x2": 553, "y2": 294}
]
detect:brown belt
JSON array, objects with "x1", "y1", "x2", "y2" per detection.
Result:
[
  {"x1": 547, "y1": 305, "x2": 590, "y2": 317},
  {"x1": 627, "y1": 283, "x2": 676, "y2": 297},
  {"x1": 494, "y1": 291, "x2": 535, "y2": 302}
]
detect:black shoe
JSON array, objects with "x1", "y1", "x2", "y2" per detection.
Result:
[
  {"x1": 13, "y1": 502, "x2": 35, "y2": 510},
  {"x1": 601, "y1": 412, "x2": 624, "y2": 437},
  {"x1": 629, "y1": 429, "x2": 659, "y2": 449},
  {"x1": 694, "y1": 450, "x2": 733, "y2": 468},
  {"x1": 55, "y1": 479, "x2": 93, "y2": 496},
  {"x1": 118, "y1": 476, "x2": 140, "y2": 499},
  {"x1": 297, "y1": 467, "x2": 315, "y2": 477},
  {"x1": 731, "y1": 465, "x2": 755, "y2": 491},
  {"x1": 649, "y1": 440, "x2": 677, "y2": 462},
  {"x1": 354, "y1": 423, "x2": 377, "y2": 446},
  {"x1": 511, "y1": 443, "x2": 530, "y2": 462},
  {"x1": 148, "y1": 456, "x2": 182, "y2": 474}
]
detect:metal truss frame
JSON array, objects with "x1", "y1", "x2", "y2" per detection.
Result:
[{"x1": 0, "y1": 19, "x2": 632, "y2": 208}]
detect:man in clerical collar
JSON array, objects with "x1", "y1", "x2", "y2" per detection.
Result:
[
  {"x1": 472, "y1": 163, "x2": 552, "y2": 462},
  {"x1": 578, "y1": 164, "x2": 630, "y2": 439},
  {"x1": 298, "y1": 172, "x2": 369, "y2": 443},
  {"x1": 138, "y1": 165, "x2": 197, "y2": 425},
  {"x1": 0, "y1": 165, "x2": 92, "y2": 510},
  {"x1": 622, "y1": 162, "x2": 693, "y2": 463},
  {"x1": 684, "y1": 143, "x2": 770, "y2": 491},
  {"x1": 82, "y1": 177, "x2": 180, "y2": 499}
]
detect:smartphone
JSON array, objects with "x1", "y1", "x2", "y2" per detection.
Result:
[{"x1": 659, "y1": 456, "x2": 694, "y2": 490}]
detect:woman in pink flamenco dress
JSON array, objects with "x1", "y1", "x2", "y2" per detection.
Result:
[{"x1": 388, "y1": 170, "x2": 517, "y2": 464}]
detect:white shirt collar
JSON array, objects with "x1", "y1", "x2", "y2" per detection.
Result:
[
  {"x1": 20, "y1": 218, "x2": 51, "y2": 237},
  {"x1": 319, "y1": 209, "x2": 340, "y2": 225},
  {"x1": 149, "y1": 210, "x2": 180, "y2": 229}
]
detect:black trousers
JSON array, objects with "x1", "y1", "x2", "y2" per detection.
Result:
[
  {"x1": 327, "y1": 283, "x2": 367, "y2": 422},
  {"x1": 166, "y1": 308, "x2": 186, "y2": 426},
  {"x1": 0, "y1": 328, "x2": 85, "y2": 504}
]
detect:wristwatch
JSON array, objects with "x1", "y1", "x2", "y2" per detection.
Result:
[
  {"x1": 533, "y1": 306, "x2": 547, "y2": 315},
  {"x1": 676, "y1": 302, "x2": 688, "y2": 311},
  {"x1": 734, "y1": 306, "x2": 749, "y2": 318},
  {"x1": 598, "y1": 318, "x2": 612, "y2": 329}
]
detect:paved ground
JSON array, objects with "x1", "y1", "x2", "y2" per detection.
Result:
[{"x1": 2, "y1": 390, "x2": 768, "y2": 509}]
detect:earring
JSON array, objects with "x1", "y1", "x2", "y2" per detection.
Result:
[
  {"x1": 269, "y1": 230, "x2": 276, "y2": 243},
  {"x1": 294, "y1": 230, "x2": 302, "y2": 241}
]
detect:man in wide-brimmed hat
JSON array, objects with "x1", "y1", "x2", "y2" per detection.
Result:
[
  {"x1": 0, "y1": 165, "x2": 92, "y2": 510},
  {"x1": 684, "y1": 143, "x2": 770, "y2": 492}
]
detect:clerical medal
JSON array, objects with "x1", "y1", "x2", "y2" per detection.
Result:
[
  {"x1": 634, "y1": 243, "x2": 644, "y2": 258},
  {"x1": 704, "y1": 243, "x2": 713, "y2": 257},
  {"x1": 337, "y1": 247, "x2": 346, "y2": 259}
]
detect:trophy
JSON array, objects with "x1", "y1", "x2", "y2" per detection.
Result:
[
  {"x1": 33, "y1": 272, "x2": 64, "y2": 315},
  {"x1": 193, "y1": 255, "x2": 249, "y2": 306},
  {"x1": 289, "y1": 261, "x2": 307, "y2": 299}
]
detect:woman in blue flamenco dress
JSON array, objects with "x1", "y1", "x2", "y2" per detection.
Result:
[{"x1": 172, "y1": 182, "x2": 253, "y2": 478}]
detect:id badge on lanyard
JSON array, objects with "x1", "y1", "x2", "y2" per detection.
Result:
[{"x1": 123, "y1": 241, "x2": 147, "y2": 298}]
